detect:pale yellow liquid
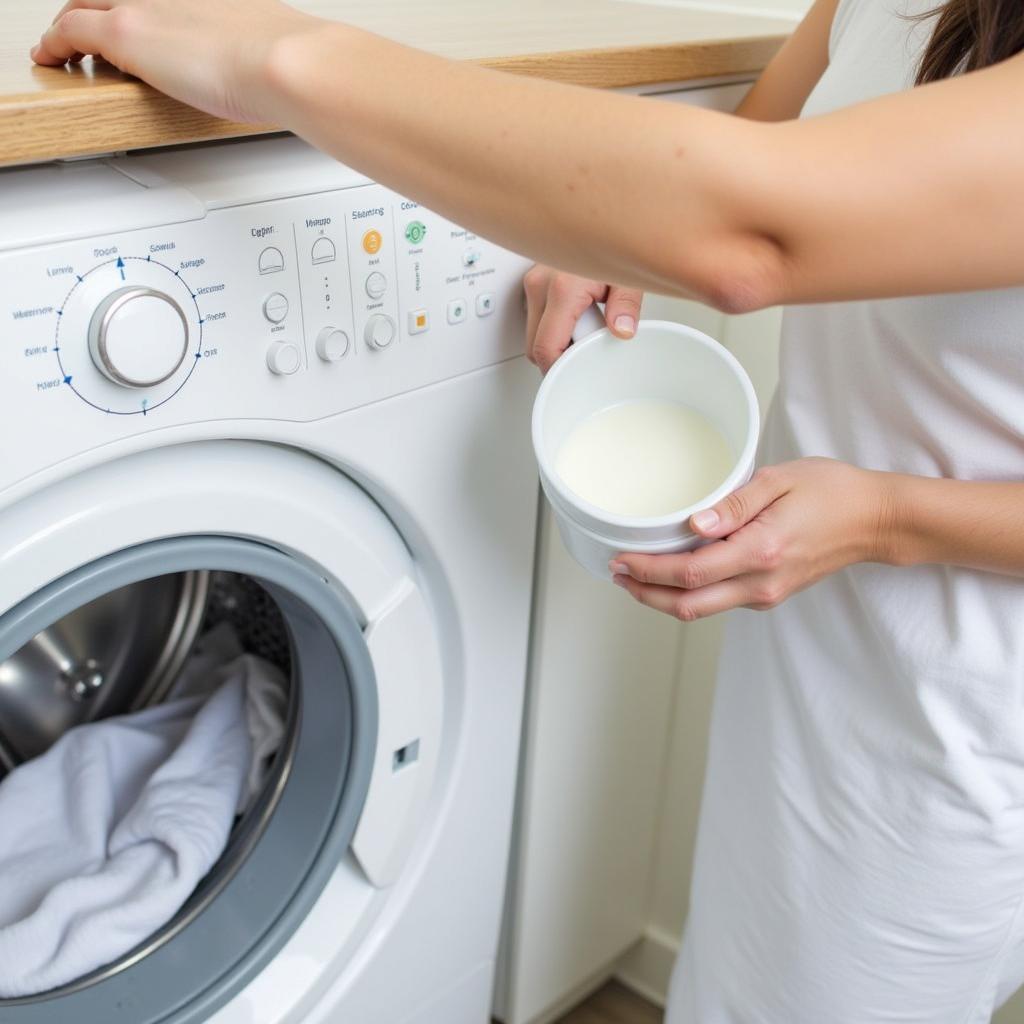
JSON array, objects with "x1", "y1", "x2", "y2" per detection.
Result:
[{"x1": 555, "y1": 400, "x2": 734, "y2": 517}]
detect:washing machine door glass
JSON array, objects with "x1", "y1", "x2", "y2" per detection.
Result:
[{"x1": 0, "y1": 536, "x2": 377, "y2": 1024}]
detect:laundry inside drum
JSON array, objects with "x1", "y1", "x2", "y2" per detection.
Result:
[{"x1": 0, "y1": 570, "x2": 299, "y2": 1000}]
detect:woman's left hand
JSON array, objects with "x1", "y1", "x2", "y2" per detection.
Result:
[{"x1": 610, "y1": 458, "x2": 899, "y2": 621}]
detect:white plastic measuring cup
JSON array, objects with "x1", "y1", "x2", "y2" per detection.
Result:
[{"x1": 532, "y1": 305, "x2": 760, "y2": 580}]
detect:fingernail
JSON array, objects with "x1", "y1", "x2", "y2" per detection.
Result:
[
  {"x1": 613, "y1": 315, "x2": 636, "y2": 337},
  {"x1": 692, "y1": 509, "x2": 719, "y2": 532},
  {"x1": 612, "y1": 574, "x2": 629, "y2": 588},
  {"x1": 608, "y1": 560, "x2": 629, "y2": 575}
]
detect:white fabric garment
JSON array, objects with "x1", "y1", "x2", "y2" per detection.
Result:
[
  {"x1": 0, "y1": 626, "x2": 287, "y2": 998},
  {"x1": 169, "y1": 623, "x2": 288, "y2": 811},
  {"x1": 667, "y1": 4, "x2": 1024, "y2": 1023}
]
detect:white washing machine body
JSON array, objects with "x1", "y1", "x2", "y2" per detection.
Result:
[{"x1": 0, "y1": 136, "x2": 538, "y2": 1024}]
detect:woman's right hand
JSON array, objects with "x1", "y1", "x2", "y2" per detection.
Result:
[
  {"x1": 523, "y1": 266, "x2": 643, "y2": 373},
  {"x1": 31, "y1": 0, "x2": 321, "y2": 126}
]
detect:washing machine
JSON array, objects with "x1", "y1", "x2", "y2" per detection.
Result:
[{"x1": 0, "y1": 134, "x2": 538, "y2": 1024}]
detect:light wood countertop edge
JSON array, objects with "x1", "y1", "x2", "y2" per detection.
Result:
[{"x1": 0, "y1": 35, "x2": 784, "y2": 167}]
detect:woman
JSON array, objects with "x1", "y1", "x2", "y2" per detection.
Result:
[{"x1": 31, "y1": 2, "x2": 1024, "y2": 1019}]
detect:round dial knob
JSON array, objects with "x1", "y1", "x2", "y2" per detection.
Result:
[
  {"x1": 266, "y1": 342, "x2": 301, "y2": 376},
  {"x1": 365, "y1": 272, "x2": 388, "y2": 300},
  {"x1": 316, "y1": 327, "x2": 350, "y2": 362},
  {"x1": 364, "y1": 314, "x2": 396, "y2": 351},
  {"x1": 88, "y1": 286, "x2": 189, "y2": 389}
]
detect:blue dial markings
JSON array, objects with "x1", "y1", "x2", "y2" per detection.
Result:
[{"x1": 52, "y1": 255, "x2": 206, "y2": 416}]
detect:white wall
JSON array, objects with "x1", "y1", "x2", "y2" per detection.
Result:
[
  {"x1": 618, "y1": 0, "x2": 810, "y2": 22},
  {"x1": 614, "y1": 298, "x2": 1024, "y2": 1024}
]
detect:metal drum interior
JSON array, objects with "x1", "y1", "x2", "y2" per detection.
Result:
[{"x1": 0, "y1": 570, "x2": 210, "y2": 773}]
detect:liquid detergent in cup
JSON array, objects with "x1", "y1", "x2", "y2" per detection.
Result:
[
  {"x1": 554, "y1": 399, "x2": 734, "y2": 518},
  {"x1": 532, "y1": 306, "x2": 759, "y2": 580}
]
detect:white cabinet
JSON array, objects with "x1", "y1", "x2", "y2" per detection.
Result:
[
  {"x1": 493, "y1": 80, "x2": 754, "y2": 1024},
  {"x1": 493, "y1": 500, "x2": 685, "y2": 1024}
]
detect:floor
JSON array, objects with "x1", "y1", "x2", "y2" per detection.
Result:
[
  {"x1": 549, "y1": 980, "x2": 1024, "y2": 1024},
  {"x1": 555, "y1": 982, "x2": 663, "y2": 1024}
]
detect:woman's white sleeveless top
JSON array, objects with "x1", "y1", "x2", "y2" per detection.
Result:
[{"x1": 667, "y1": 3, "x2": 1024, "y2": 1021}]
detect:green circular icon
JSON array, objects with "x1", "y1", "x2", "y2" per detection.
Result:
[{"x1": 405, "y1": 221, "x2": 427, "y2": 245}]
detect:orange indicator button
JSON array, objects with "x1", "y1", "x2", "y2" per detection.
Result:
[{"x1": 408, "y1": 309, "x2": 429, "y2": 335}]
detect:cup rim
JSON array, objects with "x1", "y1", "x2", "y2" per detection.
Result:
[{"x1": 532, "y1": 319, "x2": 760, "y2": 532}]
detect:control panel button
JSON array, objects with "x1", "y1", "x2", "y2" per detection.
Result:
[
  {"x1": 365, "y1": 272, "x2": 388, "y2": 300},
  {"x1": 311, "y1": 237, "x2": 336, "y2": 265},
  {"x1": 266, "y1": 342, "x2": 301, "y2": 376},
  {"x1": 89, "y1": 286, "x2": 189, "y2": 389},
  {"x1": 258, "y1": 246, "x2": 285, "y2": 275},
  {"x1": 408, "y1": 309, "x2": 429, "y2": 335},
  {"x1": 262, "y1": 292, "x2": 289, "y2": 324},
  {"x1": 447, "y1": 298, "x2": 467, "y2": 325},
  {"x1": 364, "y1": 314, "x2": 396, "y2": 350},
  {"x1": 463, "y1": 248, "x2": 481, "y2": 268},
  {"x1": 362, "y1": 230, "x2": 383, "y2": 255},
  {"x1": 475, "y1": 293, "x2": 495, "y2": 317},
  {"x1": 316, "y1": 327, "x2": 350, "y2": 362},
  {"x1": 405, "y1": 221, "x2": 427, "y2": 245}
]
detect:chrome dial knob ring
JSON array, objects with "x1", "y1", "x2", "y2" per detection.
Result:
[{"x1": 88, "y1": 286, "x2": 190, "y2": 389}]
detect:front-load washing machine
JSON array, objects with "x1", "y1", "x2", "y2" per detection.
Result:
[{"x1": 0, "y1": 135, "x2": 537, "y2": 1024}]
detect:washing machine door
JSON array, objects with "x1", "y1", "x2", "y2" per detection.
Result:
[{"x1": 0, "y1": 441, "x2": 445, "y2": 1023}]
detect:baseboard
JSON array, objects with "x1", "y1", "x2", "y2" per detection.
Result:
[
  {"x1": 493, "y1": 952, "x2": 622, "y2": 1024},
  {"x1": 614, "y1": 926, "x2": 681, "y2": 1008},
  {"x1": 493, "y1": 929, "x2": 681, "y2": 1024}
]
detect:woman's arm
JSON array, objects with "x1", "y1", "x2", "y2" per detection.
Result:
[
  {"x1": 889, "y1": 475, "x2": 1024, "y2": 574},
  {"x1": 32, "y1": 0, "x2": 1024, "y2": 311},
  {"x1": 522, "y1": 0, "x2": 838, "y2": 371},
  {"x1": 609, "y1": 460, "x2": 1024, "y2": 622},
  {"x1": 734, "y1": 0, "x2": 838, "y2": 122}
]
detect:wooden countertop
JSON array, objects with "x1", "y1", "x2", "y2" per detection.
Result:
[{"x1": 0, "y1": 0, "x2": 790, "y2": 167}]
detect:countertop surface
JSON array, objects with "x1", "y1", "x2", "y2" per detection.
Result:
[{"x1": 0, "y1": 0, "x2": 790, "y2": 167}]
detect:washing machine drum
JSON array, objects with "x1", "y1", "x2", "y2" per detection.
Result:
[
  {"x1": 0, "y1": 567, "x2": 212, "y2": 771},
  {"x1": 0, "y1": 536, "x2": 376, "y2": 1022}
]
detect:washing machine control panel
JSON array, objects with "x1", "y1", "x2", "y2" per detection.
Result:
[{"x1": 0, "y1": 137, "x2": 531, "y2": 485}]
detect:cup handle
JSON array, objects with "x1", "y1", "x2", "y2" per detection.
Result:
[{"x1": 571, "y1": 303, "x2": 608, "y2": 344}]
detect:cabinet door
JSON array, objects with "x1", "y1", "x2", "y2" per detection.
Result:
[{"x1": 494, "y1": 81, "x2": 753, "y2": 1024}]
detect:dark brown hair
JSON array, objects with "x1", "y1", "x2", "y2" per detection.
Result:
[{"x1": 917, "y1": 0, "x2": 1024, "y2": 83}]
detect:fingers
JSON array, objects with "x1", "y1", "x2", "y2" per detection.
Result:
[
  {"x1": 33, "y1": 7, "x2": 114, "y2": 66},
  {"x1": 689, "y1": 465, "x2": 790, "y2": 539},
  {"x1": 610, "y1": 528, "x2": 778, "y2": 590},
  {"x1": 51, "y1": 0, "x2": 115, "y2": 23},
  {"x1": 612, "y1": 574, "x2": 750, "y2": 621},
  {"x1": 532, "y1": 295, "x2": 588, "y2": 372},
  {"x1": 603, "y1": 285, "x2": 642, "y2": 339},
  {"x1": 522, "y1": 267, "x2": 644, "y2": 372},
  {"x1": 523, "y1": 268, "x2": 547, "y2": 368},
  {"x1": 523, "y1": 264, "x2": 562, "y2": 368},
  {"x1": 525, "y1": 269, "x2": 603, "y2": 373}
]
